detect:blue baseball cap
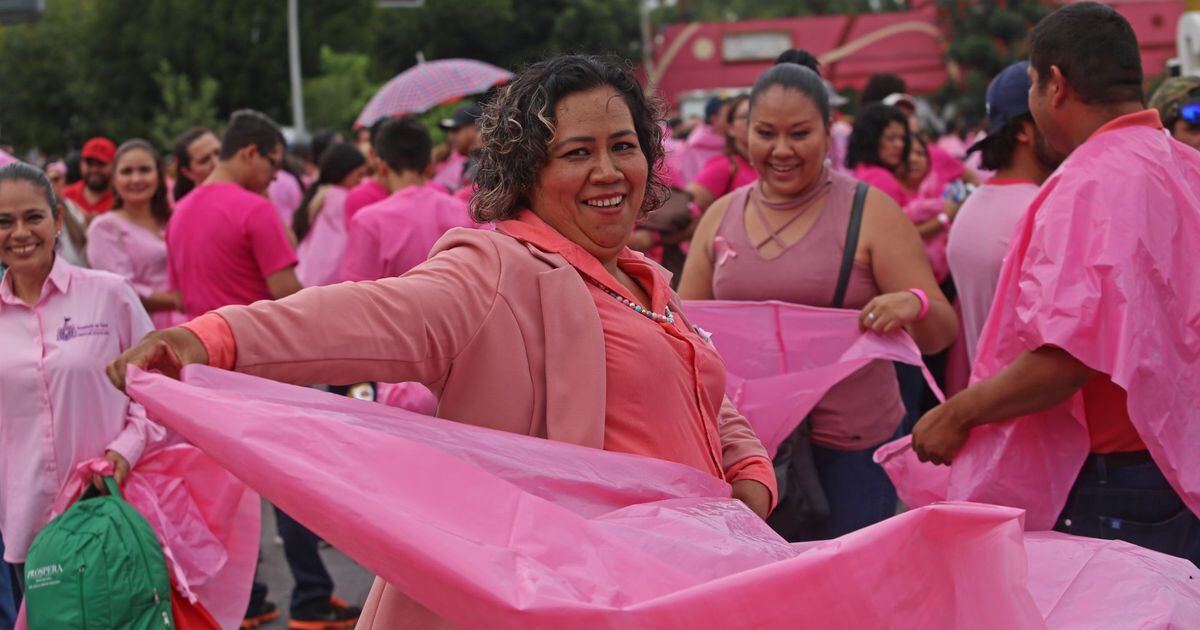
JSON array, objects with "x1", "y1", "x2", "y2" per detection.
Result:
[{"x1": 969, "y1": 61, "x2": 1033, "y2": 153}]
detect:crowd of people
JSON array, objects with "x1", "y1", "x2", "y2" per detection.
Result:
[{"x1": 0, "y1": 2, "x2": 1197, "y2": 628}]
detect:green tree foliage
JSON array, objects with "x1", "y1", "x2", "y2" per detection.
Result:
[
  {"x1": 303, "y1": 47, "x2": 379, "y2": 132},
  {"x1": 934, "y1": 0, "x2": 1050, "y2": 121},
  {"x1": 1, "y1": 0, "x2": 1002, "y2": 155},
  {"x1": 150, "y1": 61, "x2": 221, "y2": 153}
]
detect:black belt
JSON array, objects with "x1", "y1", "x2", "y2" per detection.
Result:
[{"x1": 1084, "y1": 450, "x2": 1153, "y2": 470}]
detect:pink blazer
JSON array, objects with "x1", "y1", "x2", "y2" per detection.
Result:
[{"x1": 217, "y1": 227, "x2": 771, "y2": 627}]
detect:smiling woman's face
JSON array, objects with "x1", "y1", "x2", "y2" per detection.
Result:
[
  {"x1": 0, "y1": 180, "x2": 60, "y2": 275},
  {"x1": 529, "y1": 86, "x2": 648, "y2": 265}
]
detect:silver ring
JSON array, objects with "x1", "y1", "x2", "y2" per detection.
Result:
[{"x1": 866, "y1": 312, "x2": 876, "y2": 322}]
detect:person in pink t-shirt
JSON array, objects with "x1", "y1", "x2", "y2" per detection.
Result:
[
  {"x1": 167, "y1": 110, "x2": 302, "y2": 320},
  {"x1": 432, "y1": 103, "x2": 482, "y2": 192},
  {"x1": 341, "y1": 117, "x2": 478, "y2": 282},
  {"x1": 293, "y1": 142, "x2": 367, "y2": 287},
  {"x1": 947, "y1": 61, "x2": 1060, "y2": 366},
  {"x1": 343, "y1": 120, "x2": 393, "y2": 230},
  {"x1": 87, "y1": 140, "x2": 186, "y2": 329},
  {"x1": 685, "y1": 95, "x2": 758, "y2": 213}
]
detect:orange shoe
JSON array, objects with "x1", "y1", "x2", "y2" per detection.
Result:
[
  {"x1": 287, "y1": 596, "x2": 362, "y2": 630},
  {"x1": 241, "y1": 600, "x2": 281, "y2": 629}
]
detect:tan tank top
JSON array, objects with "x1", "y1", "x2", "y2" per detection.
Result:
[{"x1": 711, "y1": 171, "x2": 904, "y2": 450}]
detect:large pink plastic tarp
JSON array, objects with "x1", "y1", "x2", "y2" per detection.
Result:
[
  {"x1": 681, "y1": 300, "x2": 941, "y2": 457},
  {"x1": 875, "y1": 122, "x2": 1200, "y2": 531},
  {"x1": 44, "y1": 447, "x2": 259, "y2": 630},
  {"x1": 126, "y1": 366, "x2": 1200, "y2": 629}
]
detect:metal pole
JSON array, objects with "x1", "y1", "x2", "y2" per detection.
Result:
[
  {"x1": 640, "y1": 0, "x2": 655, "y2": 95},
  {"x1": 287, "y1": 0, "x2": 307, "y2": 138}
]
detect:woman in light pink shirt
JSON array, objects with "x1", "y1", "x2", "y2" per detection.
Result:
[
  {"x1": 0, "y1": 163, "x2": 163, "y2": 573},
  {"x1": 292, "y1": 142, "x2": 366, "y2": 287},
  {"x1": 110, "y1": 56, "x2": 776, "y2": 628},
  {"x1": 87, "y1": 140, "x2": 185, "y2": 328}
]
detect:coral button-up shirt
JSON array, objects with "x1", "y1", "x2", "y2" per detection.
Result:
[
  {"x1": 502, "y1": 212, "x2": 776, "y2": 492},
  {"x1": 0, "y1": 256, "x2": 162, "y2": 562}
]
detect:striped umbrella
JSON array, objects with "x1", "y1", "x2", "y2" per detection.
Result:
[{"x1": 356, "y1": 58, "x2": 512, "y2": 127}]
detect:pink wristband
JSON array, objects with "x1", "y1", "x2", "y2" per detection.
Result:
[{"x1": 908, "y1": 288, "x2": 930, "y2": 321}]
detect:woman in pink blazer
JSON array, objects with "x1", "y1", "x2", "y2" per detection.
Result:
[{"x1": 109, "y1": 56, "x2": 776, "y2": 627}]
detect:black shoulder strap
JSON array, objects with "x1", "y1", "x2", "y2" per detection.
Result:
[{"x1": 831, "y1": 182, "x2": 869, "y2": 309}]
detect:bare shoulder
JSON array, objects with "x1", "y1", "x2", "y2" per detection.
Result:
[
  {"x1": 693, "y1": 192, "x2": 734, "y2": 244},
  {"x1": 860, "y1": 185, "x2": 914, "y2": 234}
]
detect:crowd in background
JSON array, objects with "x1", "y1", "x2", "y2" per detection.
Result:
[{"x1": 1, "y1": 2, "x2": 1198, "y2": 628}]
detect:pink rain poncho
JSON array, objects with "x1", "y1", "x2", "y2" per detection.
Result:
[
  {"x1": 123, "y1": 365, "x2": 1200, "y2": 628},
  {"x1": 681, "y1": 300, "x2": 940, "y2": 457},
  {"x1": 877, "y1": 112, "x2": 1200, "y2": 530}
]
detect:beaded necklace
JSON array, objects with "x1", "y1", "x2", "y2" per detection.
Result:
[{"x1": 584, "y1": 275, "x2": 675, "y2": 325}]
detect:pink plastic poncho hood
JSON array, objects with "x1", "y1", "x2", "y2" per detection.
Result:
[
  {"x1": 123, "y1": 365, "x2": 1200, "y2": 628},
  {"x1": 879, "y1": 115, "x2": 1200, "y2": 529}
]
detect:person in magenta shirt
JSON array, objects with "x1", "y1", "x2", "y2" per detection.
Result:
[
  {"x1": 107, "y1": 56, "x2": 777, "y2": 627},
  {"x1": 0, "y1": 162, "x2": 163, "y2": 581},
  {"x1": 293, "y1": 142, "x2": 367, "y2": 287},
  {"x1": 685, "y1": 95, "x2": 758, "y2": 214},
  {"x1": 341, "y1": 118, "x2": 479, "y2": 282},
  {"x1": 677, "y1": 96, "x2": 731, "y2": 185},
  {"x1": 343, "y1": 120, "x2": 392, "y2": 230},
  {"x1": 166, "y1": 110, "x2": 361, "y2": 626},
  {"x1": 914, "y1": 3, "x2": 1200, "y2": 566},
  {"x1": 167, "y1": 110, "x2": 302, "y2": 320},
  {"x1": 87, "y1": 140, "x2": 186, "y2": 329},
  {"x1": 947, "y1": 61, "x2": 1061, "y2": 365}
]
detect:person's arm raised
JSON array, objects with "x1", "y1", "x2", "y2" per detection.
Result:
[{"x1": 858, "y1": 188, "x2": 958, "y2": 354}]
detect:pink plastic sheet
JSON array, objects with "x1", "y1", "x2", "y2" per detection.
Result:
[
  {"x1": 126, "y1": 366, "x2": 1200, "y2": 629},
  {"x1": 877, "y1": 121, "x2": 1200, "y2": 531},
  {"x1": 43, "y1": 446, "x2": 259, "y2": 630},
  {"x1": 681, "y1": 300, "x2": 942, "y2": 457}
]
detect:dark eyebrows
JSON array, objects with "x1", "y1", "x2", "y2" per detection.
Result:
[{"x1": 552, "y1": 129, "x2": 637, "y2": 152}]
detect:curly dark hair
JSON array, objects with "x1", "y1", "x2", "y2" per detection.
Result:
[
  {"x1": 471, "y1": 55, "x2": 669, "y2": 223},
  {"x1": 845, "y1": 103, "x2": 911, "y2": 170}
]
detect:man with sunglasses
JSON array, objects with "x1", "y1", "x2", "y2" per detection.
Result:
[
  {"x1": 1149, "y1": 75, "x2": 1200, "y2": 151},
  {"x1": 61, "y1": 136, "x2": 115, "y2": 215}
]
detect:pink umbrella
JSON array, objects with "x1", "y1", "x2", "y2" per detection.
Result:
[
  {"x1": 0, "y1": 148, "x2": 17, "y2": 167},
  {"x1": 356, "y1": 58, "x2": 512, "y2": 127}
]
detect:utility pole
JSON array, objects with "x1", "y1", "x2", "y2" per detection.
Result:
[
  {"x1": 287, "y1": 0, "x2": 308, "y2": 139},
  {"x1": 640, "y1": 0, "x2": 655, "y2": 95}
]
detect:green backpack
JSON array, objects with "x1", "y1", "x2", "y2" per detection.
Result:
[{"x1": 23, "y1": 476, "x2": 173, "y2": 629}]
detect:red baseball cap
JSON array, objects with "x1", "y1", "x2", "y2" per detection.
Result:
[{"x1": 81, "y1": 137, "x2": 116, "y2": 164}]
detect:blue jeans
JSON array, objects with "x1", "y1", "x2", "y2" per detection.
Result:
[
  {"x1": 0, "y1": 535, "x2": 15, "y2": 630},
  {"x1": 274, "y1": 507, "x2": 334, "y2": 612},
  {"x1": 795, "y1": 438, "x2": 899, "y2": 541},
  {"x1": 1055, "y1": 457, "x2": 1200, "y2": 567}
]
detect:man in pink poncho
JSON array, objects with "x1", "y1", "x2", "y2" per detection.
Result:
[{"x1": 912, "y1": 2, "x2": 1200, "y2": 565}]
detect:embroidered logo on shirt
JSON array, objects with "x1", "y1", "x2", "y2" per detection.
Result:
[{"x1": 56, "y1": 317, "x2": 110, "y2": 341}]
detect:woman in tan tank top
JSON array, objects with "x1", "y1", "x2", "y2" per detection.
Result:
[{"x1": 679, "y1": 60, "x2": 958, "y2": 540}]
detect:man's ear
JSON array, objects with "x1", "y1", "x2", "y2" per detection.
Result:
[
  {"x1": 235, "y1": 144, "x2": 260, "y2": 163},
  {"x1": 1015, "y1": 119, "x2": 1035, "y2": 145},
  {"x1": 1049, "y1": 65, "x2": 1069, "y2": 109}
]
